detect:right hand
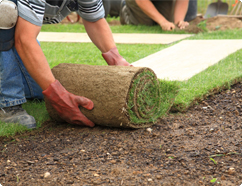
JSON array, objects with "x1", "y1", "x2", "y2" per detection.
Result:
[
  {"x1": 177, "y1": 20, "x2": 189, "y2": 29},
  {"x1": 159, "y1": 21, "x2": 175, "y2": 31},
  {"x1": 42, "y1": 80, "x2": 95, "y2": 127},
  {"x1": 102, "y1": 47, "x2": 133, "y2": 66}
]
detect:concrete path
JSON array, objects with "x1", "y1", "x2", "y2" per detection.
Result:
[
  {"x1": 38, "y1": 32, "x2": 193, "y2": 44},
  {"x1": 132, "y1": 40, "x2": 242, "y2": 81},
  {"x1": 38, "y1": 32, "x2": 242, "y2": 81}
]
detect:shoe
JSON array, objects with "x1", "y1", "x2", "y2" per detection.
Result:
[
  {"x1": 119, "y1": 0, "x2": 128, "y2": 25},
  {"x1": 0, "y1": 105, "x2": 36, "y2": 129}
]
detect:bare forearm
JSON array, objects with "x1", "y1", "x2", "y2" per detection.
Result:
[
  {"x1": 174, "y1": 0, "x2": 189, "y2": 24},
  {"x1": 135, "y1": 0, "x2": 167, "y2": 25},
  {"x1": 15, "y1": 40, "x2": 55, "y2": 90},
  {"x1": 83, "y1": 18, "x2": 115, "y2": 53},
  {"x1": 15, "y1": 17, "x2": 55, "y2": 90}
]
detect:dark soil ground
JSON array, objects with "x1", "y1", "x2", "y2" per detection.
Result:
[{"x1": 1, "y1": 82, "x2": 242, "y2": 186}]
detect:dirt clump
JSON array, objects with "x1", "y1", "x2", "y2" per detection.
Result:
[
  {"x1": 185, "y1": 16, "x2": 242, "y2": 33},
  {"x1": 206, "y1": 16, "x2": 242, "y2": 31}
]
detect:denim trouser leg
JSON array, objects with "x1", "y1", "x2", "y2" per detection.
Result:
[
  {"x1": 185, "y1": 0, "x2": 197, "y2": 22},
  {"x1": 13, "y1": 47, "x2": 44, "y2": 100},
  {"x1": 0, "y1": 47, "x2": 43, "y2": 108}
]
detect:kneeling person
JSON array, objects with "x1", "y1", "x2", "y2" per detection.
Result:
[{"x1": 0, "y1": 0, "x2": 131, "y2": 129}]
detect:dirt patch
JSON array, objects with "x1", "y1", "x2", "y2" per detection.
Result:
[
  {"x1": 1, "y1": 81, "x2": 242, "y2": 185},
  {"x1": 184, "y1": 16, "x2": 242, "y2": 33}
]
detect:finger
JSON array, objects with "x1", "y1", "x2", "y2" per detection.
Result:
[
  {"x1": 170, "y1": 25, "x2": 175, "y2": 31},
  {"x1": 179, "y1": 24, "x2": 184, "y2": 29},
  {"x1": 71, "y1": 112, "x2": 95, "y2": 127},
  {"x1": 177, "y1": 21, "x2": 182, "y2": 27},
  {"x1": 165, "y1": 26, "x2": 172, "y2": 31},
  {"x1": 73, "y1": 116, "x2": 95, "y2": 127},
  {"x1": 60, "y1": 111, "x2": 95, "y2": 127},
  {"x1": 122, "y1": 59, "x2": 131, "y2": 66},
  {"x1": 165, "y1": 27, "x2": 170, "y2": 31},
  {"x1": 76, "y1": 96, "x2": 94, "y2": 110}
]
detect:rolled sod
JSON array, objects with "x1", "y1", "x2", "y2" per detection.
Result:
[{"x1": 45, "y1": 63, "x2": 162, "y2": 128}]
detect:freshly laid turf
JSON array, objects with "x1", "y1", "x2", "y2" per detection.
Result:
[
  {"x1": 172, "y1": 49, "x2": 242, "y2": 112},
  {"x1": 0, "y1": 101, "x2": 49, "y2": 137}
]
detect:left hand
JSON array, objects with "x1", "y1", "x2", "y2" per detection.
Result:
[
  {"x1": 177, "y1": 20, "x2": 189, "y2": 29},
  {"x1": 43, "y1": 80, "x2": 95, "y2": 127},
  {"x1": 102, "y1": 47, "x2": 132, "y2": 66},
  {"x1": 159, "y1": 20, "x2": 175, "y2": 31}
]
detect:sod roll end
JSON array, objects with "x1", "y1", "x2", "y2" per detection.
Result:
[{"x1": 45, "y1": 64, "x2": 162, "y2": 128}]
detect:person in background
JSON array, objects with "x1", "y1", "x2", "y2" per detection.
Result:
[
  {"x1": 103, "y1": 0, "x2": 197, "y2": 31},
  {"x1": 120, "y1": 0, "x2": 197, "y2": 30}
]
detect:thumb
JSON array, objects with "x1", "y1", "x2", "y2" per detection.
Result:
[
  {"x1": 75, "y1": 96, "x2": 94, "y2": 110},
  {"x1": 177, "y1": 21, "x2": 182, "y2": 28}
]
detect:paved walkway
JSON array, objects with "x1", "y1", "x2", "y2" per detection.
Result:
[
  {"x1": 38, "y1": 32, "x2": 242, "y2": 81},
  {"x1": 38, "y1": 32, "x2": 193, "y2": 44},
  {"x1": 132, "y1": 40, "x2": 242, "y2": 81}
]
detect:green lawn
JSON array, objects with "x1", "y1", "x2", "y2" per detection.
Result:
[
  {"x1": 41, "y1": 23, "x2": 189, "y2": 34},
  {"x1": 1, "y1": 18, "x2": 242, "y2": 137}
]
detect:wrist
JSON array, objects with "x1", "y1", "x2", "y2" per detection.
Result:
[
  {"x1": 102, "y1": 47, "x2": 122, "y2": 66},
  {"x1": 42, "y1": 80, "x2": 64, "y2": 99},
  {"x1": 157, "y1": 18, "x2": 168, "y2": 26}
]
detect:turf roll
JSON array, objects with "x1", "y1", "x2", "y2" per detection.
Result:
[{"x1": 45, "y1": 63, "x2": 161, "y2": 128}]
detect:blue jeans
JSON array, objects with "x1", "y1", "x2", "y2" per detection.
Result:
[
  {"x1": 0, "y1": 47, "x2": 43, "y2": 108},
  {"x1": 184, "y1": 0, "x2": 197, "y2": 22}
]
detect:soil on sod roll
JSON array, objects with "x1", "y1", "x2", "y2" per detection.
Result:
[{"x1": 45, "y1": 63, "x2": 161, "y2": 128}]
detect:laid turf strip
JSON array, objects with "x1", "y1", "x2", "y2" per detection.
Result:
[{"x1": 45, "y1": 64, "x2": 162, "y2": 128}]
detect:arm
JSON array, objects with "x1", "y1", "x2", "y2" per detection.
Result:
[
  {"x1": 15, "y1": 17, "x2": 55, "y2": 90},
  {"x1": 83, "y1": 18, "x2": 131, "y2": 66},
  {"x1": 135, "y1": 0, "x2": 175, "y2": 31},
  {"x1": 15, "y1": 17, "x2": 94, "y2": 127},
  {"x1": 173, "y1": 0, "x2": 189, "y2": 29},
  {"x1": 83, "y1": 18, "x2": 115, "y2": 53}
]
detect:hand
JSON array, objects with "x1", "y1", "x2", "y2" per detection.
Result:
[
  {"x1": 176, "y1": 20, "x2": 189, "y2": 29},
  {"x1": 102, "y1": 47, "x2": 132, "y2": 66},
  {"x1": 42, "y1": 80, "x2": 95, "y2": 127},
  {"x1": 159, "y1": 21, "x2": 175, "y2": 31}
]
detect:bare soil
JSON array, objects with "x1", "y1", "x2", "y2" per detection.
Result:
[
  {"x1": 0, "y1": 81, "x2": 242, "y2": 186},
  {"x1": 183, "y1": 16, "x2": 242, "y2": 33}
]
